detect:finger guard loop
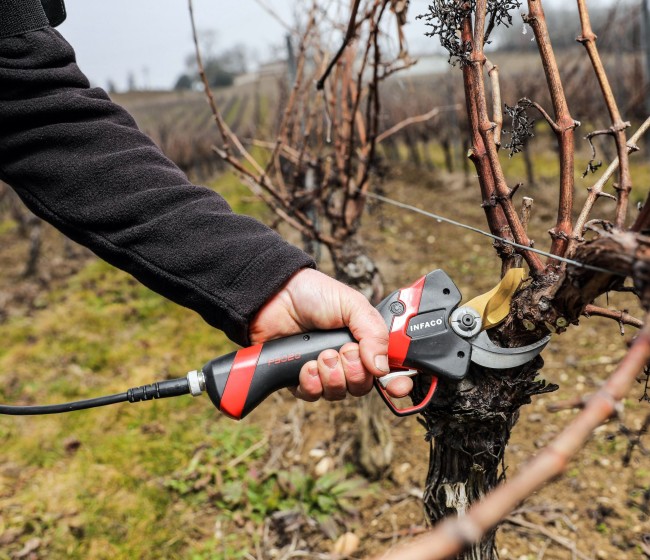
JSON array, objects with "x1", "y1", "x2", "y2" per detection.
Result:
[{"x1": 373, "y1": 374, "x2": 438, "y2": 417}]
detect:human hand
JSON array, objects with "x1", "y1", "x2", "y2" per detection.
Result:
[{"x1": 249, "y1": 268, "x2": 413, "y2": 401}]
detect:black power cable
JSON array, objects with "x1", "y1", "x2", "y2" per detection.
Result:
[{"x1": 0, "y1": 377, "x2": 191, "y2": 415}]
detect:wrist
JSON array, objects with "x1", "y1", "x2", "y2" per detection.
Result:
[{"x1": 249, "y1": 267, "x2": 316, "y2": 344}]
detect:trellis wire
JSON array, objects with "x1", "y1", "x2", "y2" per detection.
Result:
[{"x1": 367, "y1": 192, "x2": 625, "y2": 277}]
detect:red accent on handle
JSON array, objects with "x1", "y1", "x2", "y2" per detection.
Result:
[
  {"x1": 374, "y1": 376, "x2": 438, "y2": 417},
  {"x1": 220, "y1": 344, "x2": 263, "y2": 419},
  {"x1": 381, "y1": 275, "x2": 439, "y2": 415},
  {"x1": 387, "y1": 275, "x2": 426, "y2": 368}
]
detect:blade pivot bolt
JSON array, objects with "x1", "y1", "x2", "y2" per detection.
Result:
[{"x1": 450, "y1": 306, "x2": 482, "y2": 338}]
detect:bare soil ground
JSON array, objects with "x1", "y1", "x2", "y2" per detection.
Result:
[{"x1": 1, "y1": 162, "x2": 648, "y2": 559}]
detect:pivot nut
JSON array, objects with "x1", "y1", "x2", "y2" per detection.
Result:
[
  {"x1": 450, "y1": 306, "x2": 482, "y2": 338},
  {"x1": 390, "y1": 301, "x2": 405, "y2": 315}
]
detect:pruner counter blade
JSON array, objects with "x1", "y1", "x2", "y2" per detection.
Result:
[{"x1": 470, "y1": 331, "x2": 551, "y2": 369}]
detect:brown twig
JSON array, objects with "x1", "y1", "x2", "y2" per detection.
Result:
[
  {"x1": 522, "y1": 98, "x2": 561, "y2": 134},
  {"x1": 576, "y1": 0, "x2": 632, "y2": 229},
  {"x1": 235, "y1": 170, "x2": 338, "y2": 246},
  {"x1": 353, "y1": 0, "x2": 384, "y2": 201},
  {"x1": 525, "y1": 0, "x2": 578, "y2": 259},
  {"x1": 252, "y1": 0, "x2": 293, "y2": 32},
  {"x1": 504, "y1": 516, "x2": 592, "y2": 560},
  {"x1": 188, "y1": 0, "x2": 231, "y2": 155},
  {"x1": 546, "y1": 395, "x2": 590, "y2": 413},
  {"x1": 569, "y1": 116, "x2": 650, "y2": 255},
  {"x1": 376, "y1": 319, "x2": 650, "y2": 560},
  {"x1": 521, "y1": 197, "x2": 533, "y2": 233},
  {"x1": 620, "y1": 413, "x2": 650, "y2": 466},
  {"x1": 376, "y1": 106, "x2": 459, "y2": 144},
  {"x1": 266, "y1": 11, "x2": 315, "y2": 178},
  {"x1": 316, "y1": 0, "x2": 362, "y2": 90},
  {"x1": 509, "y1": 197, "x2": 534, "y2": 271},
  {"x1": 583, "y1": 303, "x2": 644, "y2": 330},
  {"x1": 376, "y1": 526, "x2": 429, "y2": 541},
  {"x1": 189, "y1": 0, "x2": 269, "y2": 181},
  {"x1": 190, "y1": 1, "x2": 348, "y2": 247},
  {"x1": 343, "y1": 0, "x2": 381, "y2": 200}
]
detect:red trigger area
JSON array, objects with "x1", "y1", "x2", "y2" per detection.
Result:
[{"x1": 387, "y1": 275, "x2": 426, "y2": 368}]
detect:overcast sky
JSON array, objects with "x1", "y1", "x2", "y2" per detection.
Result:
[
  {"x1": 58, "y1": 0, "x2": 612, "y2": 92},
  {"x1": 59, "y1": 0, "x2": 293, "y2": 90},
  {"x1": 57, "y1": 0, "x2": 442, "y2": 91}
]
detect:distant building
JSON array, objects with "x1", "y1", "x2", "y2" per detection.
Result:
[
  {"x1": 258, "y1": 60, "x2": 289, "y2": 78},
  {"x1": 234, "y1": 59, "x2": 289, "y2": 87},
  {"x1": 394, "y1": 54, "x2": 449, "y2": 78}
]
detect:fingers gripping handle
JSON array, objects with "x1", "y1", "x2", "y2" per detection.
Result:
[
  {"x1": 202, "y1": 330, "x2": 356, "y2": 420},
  {"x1": 202, "y1": 269, "x2": 463, "y2": 419}
]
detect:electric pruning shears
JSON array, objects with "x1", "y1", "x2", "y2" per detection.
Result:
[
  {"x1": 0, "y1": 268, "x2": 550, "y2": 419},
  {"x1": 191, "y1": 268, "x2": 550, "y2": 419}
]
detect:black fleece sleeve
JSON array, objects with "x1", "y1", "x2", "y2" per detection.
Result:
[{"x1": 0, "y1": 25, "x2": 315, "y2": 345}]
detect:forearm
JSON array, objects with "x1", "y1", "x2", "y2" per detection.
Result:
[{"x1": 0, "y1": 24, "x2": 314, "y2": 345}]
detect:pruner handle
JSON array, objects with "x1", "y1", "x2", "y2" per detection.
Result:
[{"x1": 373, "y1": 371, "x2": 438, "y2": 417}]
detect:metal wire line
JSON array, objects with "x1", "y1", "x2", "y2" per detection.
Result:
[{"x1": 366, "y1": 192, "x2": 625, "y2": 277}]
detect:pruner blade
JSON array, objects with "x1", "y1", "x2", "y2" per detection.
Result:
[{"x1": 470, "y1": 331, "x2": 550, "y2": 369}]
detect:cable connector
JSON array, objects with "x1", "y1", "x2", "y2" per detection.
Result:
[
  {"x1": 126, "y1": 378, "x2": 190, "y2": 403},
  {"x1": 186, "y1": 370, "x2": 205, "y2": 397}
]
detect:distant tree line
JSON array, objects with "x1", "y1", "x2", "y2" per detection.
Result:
[{"x1": 175, "y1": 37, "x2": 249, "y2": 90}]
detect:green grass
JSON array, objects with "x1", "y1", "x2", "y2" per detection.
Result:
[
  {"x1": 0, "y1": 257, "x2": 236, "y2": 558},
  {"x1": 0, "y1": 174, "x2": 343, "y2": 559},
  {"x1": 224, "y1": 97, "x2": 242, "y2": 126},
  {"x1": 0, "y1": 177, "x2": 269, "y2": 558},
  {"x1": 0, "y1": 217, "x2": 17, "y2": 236}
]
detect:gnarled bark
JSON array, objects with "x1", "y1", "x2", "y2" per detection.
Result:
[
  {"x1": 330, "y1": 237, "x2": 384, "y2": 305},
  {"x1": 414, "y1": 356, "x2": 554, "y2": 559}
]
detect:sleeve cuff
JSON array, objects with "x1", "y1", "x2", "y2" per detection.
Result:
[{"x1": 217, "y1": 241, "x2": 316, "y2": 346}]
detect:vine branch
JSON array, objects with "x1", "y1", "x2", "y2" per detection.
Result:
[
  {"x1": 462, "y1": 4, "x2": 544, "y2": 274},
  {"x1": 524, "y1": 0, "x2": 577, "y2": 259},
  {"x1": 316, "y1": 0, "x2": 362, "y2": 90},
  {"x1": 569, "y1": 116, "x2": 650, "y2": 255},
  {"x1": 583, "y1": 303, "x2": 644, "y2": 330},
  {"x1": 576, "y1": 0, "x2": 632, "y2": 229}
]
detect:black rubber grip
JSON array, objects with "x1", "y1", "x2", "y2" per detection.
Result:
[{"x1": 202, "y1": 329, "x2": 356, "y2": 419}]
